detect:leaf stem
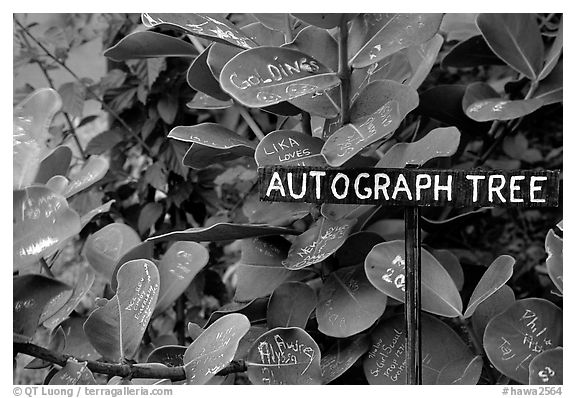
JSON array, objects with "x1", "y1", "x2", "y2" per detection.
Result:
[
  {"x1": 337, "y1": 17, "x2": 351, "y2": 126},
  {"x1": 301, "y1": 111, "x2": 312, "y2": 136},
  {"x1": 39, "y1": 258, "x2": 55, "y2": 278},
  {"x1": 237, "y1": 106, "x2": 265, "y2": 141}
]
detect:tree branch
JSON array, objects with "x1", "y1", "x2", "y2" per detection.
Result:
[
  {"x1": 338, "y1": 17, "x2": 351, "y2": 126},
  {"x1": 14, "y1": 342, "x2": 247, "y2": 382}
]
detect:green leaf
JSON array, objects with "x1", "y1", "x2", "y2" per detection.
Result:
[
  {"x1": 84, "y1": 223, "x2": 141, "y2": 281},
  {"x1": 169, "y1": 123, "x2": 256, "y2": 169},
  {"x1": 110, "y1": 242, "x2": 155, "y2": 292},
  {"x1": 483, "y1": 298, "x2": 562, "y2": 384},
  {"x1": 49, "y1": 359, "x2": 96, "y2": 385},
  {"x1": 147, "y1": 345, "x2": 186, "y2": 367},
  {"x1": 472, "y1": 285, "x2": 515, "y2": 339},
  {"x1": 333, "y1": 231, "x2": 384, "y2": 268},
  {"x1": 464, "y1": 255, "x2": 515, "y2": 318},
  {"x1": 46, "y1": 175, "x2": 69, "y2": 195},
  {"x1": 292, "y1": 13, "x2": 346, "y2": 29},
  {"x1": 267, "y1": 282, "x2": 316, "y2": 329},
  {"x1": 376, "y1": 126, "x2": 461, "y2": 168},
  {"x1": 138, "y1": 202, "x2": 164, "y2": 235},
  {"x1": 186, "y1": 92, "x2": 233, "y2": 110},
  {"x1": 84, "y1": 259, "x2": 160, "y2": 362},
  {"x1": 80, "y1": 200, "x2": 115, "y2": 228},
  {"x1": 363, "y1": 314, "x2": 473, "y2": 384},
  {"x1": 154, "y1": 241, "x2": 209, "y2": 315},
  {"x1": 148, "y1": 222, "x2": 299, "y2": 243},
  {"x1": 545, "y1": 229, "x2": 563, "y2": 293},
  {"x1": 462, "y1": 82, "x2": 500, "y2": 112},
  {"x1": 283, "y1": 217, "x2": 356, "y2": 270},
  {"x1": 441, "y1": 35, "x2": 505, "y2": 68},
  {"x1": 476, "y1": 13, "x2": 544, "y2": 80},
  {"x1": 234, "y1": 326, "x2": 267, "y2": 361},
  {"x1": 220, "y1": 46, "x2": 340, "y2": 108},
  {"x1": 186, "y1": 46, "x2": 231, "y2": 102},
  {"x1": 64, "y1": 156, "x2": 109, "y2": 198},
  {"x1": 433, "y1": 249, "x2": 464, "y2": 291},
  {"x1": 246, "y1": 327, "x2": 322, "y2": 385},
  {"x1": 529, "y1": 347, "x2": 562, "y2": 385},
  {"x1": 538, "y1": 17, "x2": 562, "y2": 81},
  {"x1": 85, "y1": 129, "x2": 124, "y2": 155},
  {"x1": 436, "y1": 355, "x2": 483, "y2": 385},
  {"x1": 13, "y1": 88, "x2": 62, "y2": 189},
  {"x1": 104, "y1": 31, "x2": 198, "y2": 61},
  {"x1": 183, "y1": 313, "x2": 250, "y2": 384},
  {"x1": 534, "y1": 59, "x2": 562, "y2": 106},
  {"x1": 14, "y1": 275, "x2": 72, "y2": 342},
  {"x1": 349, "y1": 14, "x2": 444, "y2": 68},
  {"x1": 242, "y1": 22, "x2": 286, "y2": 47},
  {"x1": 439, "y1": 13, "x2": 480, "y2": 42},
  {"x1": 321, "y1": 334, "x2": 370, "y2": 384},
  {"x1": 255, "y1": 129, "x2": 326, "y2": 167},
  {"x1": 317, "y1": 264, "x2": 387, "y2": 338},
  {"x1": 206, "y1": 42, "x2": 243, "y2": 82},
  {"x1": 59, "y1": 317, "x2": 100, "y2": 361},
  {"x1": 205, "y1": 298, "x2": 267, "y2": 327},
  {"x1": 406, "y1": 34, "x2": 444, "y2": 88},
  {"x1": 252, "y1": 14, "x2": 296, "y2": 41},
  {"x1": 13, "y1": 186, "x2": 81, "y2": 271},
  {"x1": 58, "y1": 82, "x2": 86, "y2": 119},
  {"x1": 34, "y1": 146, "x2": 72, "y2": 184},
  {"x1": 141, "y1": 13, "x2": 257, "y2": 49},
  {"x1": 157, "y1": 95, "x2": 178, "y2": 125},
  {"x1": 248, "y1": 201, "x2": 312, "y2": 226},
  {"x1": 365, "y1": 240, "x2": 463, "y2": 317}
]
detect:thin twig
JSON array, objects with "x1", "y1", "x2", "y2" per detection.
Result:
[
  {"x1": 39, "y1": 258, "x2": 55, "y2": 278},
  {"x1": 338, "y1": 17, "x2": 351, "y2": 126},
  {"x1": 237, "y1": 106, "x2": 265, "y2": 140}
]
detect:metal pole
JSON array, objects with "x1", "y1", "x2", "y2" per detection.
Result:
[{"x1": 404, "y1": 204, "x2": 422, "y2": 384}]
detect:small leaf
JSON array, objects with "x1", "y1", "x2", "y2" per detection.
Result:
[
  {"x1": 14, "y1": 186, "x2": 81, "y2": 271},
  {"x1": 465, "y1": 97, "x2": 545, "y2": 122},
  {"x1": 220, "y1": 46, "x2": 340, "y2": 108},
  {"x1": 317, "y1": 265, "x2": 387, "y2": 338},
  {"x1": 205, "y1": 298, "x2": 268, "y2": 328},
  {"x1": 80, "y1": 200, "x2": 115, "y2": 228},
  {"x1": 186, "y1": 92, "x2": 233, "y2": 110},
  {"x1": 58, "y1": 82, "x2": 86, "y2": 119},
  {"x1": 321, "y1": 334, "x2": 370, "y2": 384},
  {"x1": 545, "y1": 229, "x2": 562, "y2": 293},
  {"x1": 49, "y1": 359, "x2": 96, "y2": 385},
  {"x1": 104, "y1": 31, "x2": 198, "y2": 61},
  {"x1": 363, "y1": 314, "x2": 473, "y2": 384},
  {"x1": 283, "y1": 217, "x2": 356, "y2": 270},
  {"x1": 141, "y1": 13, "x2": 257, "y2": 49},
  {"x1": 406, "y1": 34, "x2": 444, "y2": 88},
  {"x1": 246, "y1": 327, "x2": 322, "y2": 385},
  {"x1": 84, "y1": 259, "x2": 160, "y2": 362},
  {"x1": 183, "y1": 313, "x2": 250, "y2": 384},
  {"x1": 84, "y1": 223, "x2": 141, "y2": 281},
  {"x1": 538, "y1": 17, "x2": 562, "y2": 81},
  {"x1": 529, "y1": 347, "x2": 562, "y2": 385},
  {"x1": 85, "y1": 129, "x2": 124, "y2": 155},
  {"x1": 534, "y1": 59, "x2": 562, "y2": 106},
  {"x1": 442, "y1": 35, "x2": 505, "y2": 68},
  {"x1": 64, "y1": 156, "x2": 109, "y2": 198},
  {"x1": 157, "y1": 95, "x2": 178, "y2": 124},
  {"x1": 138, "y1": 202, "x2": 164, "y2": 235},
  {"x1": 154, "y1": 241, "x2": 209, "y2": 315},
  {"x1": 365, "y1": 240, "x2": 463, "y2": 317},
  {"x1": 147, "y1": 345, "x2": 186, "y2": 367},
  {"x1": 476, "y1": 13, "x2": 544, "y2": 80},
  {"x1": 267, "y1": 282, "x2": 316, "y2": 329},
  {"x1": 34, "y1": 146, "x2": 72, "y2": 184},
  {"x1": 45, "y1": 175, "x2": 69, "y2": 195},
  {"x1": 169, "y1": 123, "x2": 256, "y2": 169},
  {"x1": 255, "y1": 129, "x2": 326, "y2": 167},
  {"x1": 483, "y1": 298, "x2": 562, "y2": 384},
  {"x1": 464, "y1": 255, "x2": 515, "y2": 318},
  {"x1": 471, "y1": 285, "x2": 515, "y2": 339},
  {"x1": 436, "y1": 355, "x2": 483, "y2": 385},
  {"x1": 186, "y1": 46, "x2": 231, "y2": 101}
]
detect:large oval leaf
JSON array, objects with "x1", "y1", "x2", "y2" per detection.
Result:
[
  {"x1": 472, "y1": 285, "x2": 515, "y2": 339},
  {"x1": 333, "y1": 231, "x2": 384, "y2": 268},
  {"x1": 363, "y1": 314, "x2": 473, "y2": 384},
  {"x1": 255, "y1": 129, "x2": 326, "y2": 167},
  {"x1": 104, "y1": 31, "x2": 198, "y2": 61},
  {"x1": 317, "y1": 265, "x2": 387, "y2": 338},
  {"x1": 169, "y1": 123, "x2": 256, "y2": 169},
  {"x1": 464, "y1": 255, "x2": 515, "y2": 318},
  {"x1": 63, "y1": 155, "x2": 109, "y2": 198},
  {"x1": 465, "y1": 97, "x2": 546, "y2": 122},
  {"x1": 246, "y1": 327, "x2": 322, "y2": 385},
  {"x1": 529, "y1": 347, "x2": 562, "y2": 385},
  {"x1": 484, "y1": 298, "x2": 562, "y2": 384},
  {"x1": 477, "y1": 13, "x2": 544, "y2": 80},
  {"x1": 267, "y1": 282, "x2": 316, "y2": 329},
  {"x1": 14, "y1": 186, "x2": 81, "y2": 271},
  {"x1": 349, "y1": 13, "x2": 444, "y2": 68},
  {"x1": 292, "y1": 13, "x2": 346, "y2": 29},
  {"x1": 34, "y1": 146, "x2": 72, "y2": 184},
  {"x1": 436, "y1": 355, "x2": 483, "y2": 385},
  {"x1": 405, "y1": 33, "x2": 444, "y2": 88},
  {"x1": 433, "y1": 249, "x2": 464, "y2": 291},
  {"x1": 545, "y1": 228, "x2": 562, "y2": 293},
  {"x1": 183, "y1": 313, "x2": 250, "y2": 384},
  {"x1": 141, "y1": 13, "x2": 256, "y2": 49},
  {"x1": 441, "y1": 35, "x2": 505, "y2": 68},
  {"x1": 321, "y1": 334, "x2": 371, "y2": 384},
  {"x1": 220, "y1": 46, "x2": 340, "y2": 108},
  {"x1": 84, "y1": 259, "x2": 160, "y2": 362},
  {"x1": 186, "y1": 45, "x2": 230, "y2": 101},
  {"x1": 59, "y1": 317, "x2": 100, "y2": 361},
  {"x1": 365, "y1": 240, "x2": 463, "y2": 317},
  {"x1": 242, "y1": 22, "x2": 285, "y2": 47},
  {"x1": 154, "y1": 241, "x2": 209, "y2": 315}
]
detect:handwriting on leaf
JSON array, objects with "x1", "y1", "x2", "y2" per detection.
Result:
[
  {"x1": 321, "y1": 335, "x2": 370, "y2": 384},
  {"x1": 255, "y1": 130, "x2": 326, "y2": 167},
  {"x1": 528, "y1": 347, "x2": 562, "y2": 385}
]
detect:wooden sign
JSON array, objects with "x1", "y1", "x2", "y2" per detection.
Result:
[{"x1": 259, "y1": 166, "x2": 560, "y2": 207}]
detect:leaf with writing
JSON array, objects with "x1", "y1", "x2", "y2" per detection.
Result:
[
  {"x1": 109, "y1": 241, "x2": 155, "y2": 292},
  {"x1": 64, "y1": 156, "x2": 109, "y2": 198},
  {"x1": 267, "y1": 282, "x2": 316, "y2": 329},
  {"x1": 34, "y1": 146, "x2": 72, "y2": 184},
  {"x1": 186, "y1": 92, "x2": 233, "y2": 110},
  {"x1": 49, "y1": 359, "x2": 96, "y2": 385},
  {"x1": 464, "y1": 255, "x2": 515, "y2": 318},
  {"x1": 13, "y1": 186, "x2": 81, "y2": 271},
  {"x1": 186, "y1": 46, "x2": 231, "y2": 101},
  {"x1": 84, "y1": 223, "x2": 141, "y2": 282},
  {"x1": 436, "y1": 355, "x2": 483, "y2": 385},
  {"x1": 13, "y1": 88, "x2": 61, "y2": 189},
  {"x1": 207, "y1": 42, "x2": 243, "y2": 82},
  {"x1": 321, "y1": 334, "x2": 370, "y2": 384},
  {"x1": 235, "y1": 326, "x2": 267, "y2": 360},
  {"x1": 376, "y1": 126, "x2": 461, "y2": 168},
  {"x1": 317, "y1": 265, "x2": 387, "y2": 338},
  {"x1": 141, "y1": 13, "x2": 256, "y2": 49},
  {"x1": 472, "y1": 285, "x2": 515, "y2": 339},
  {"x1": 14, "y1": 275, "x2": 72, "y2": 342},
  {"x1": 220, "y1": 46, "x2": 340, "y2": 108},
  {"x1": 364, "y1": 314, "x2": 473, "y2": 384},
  {"x1": 441, "y1": 35, "x2": 505, "y2": 68},
  {"x1": 545, "y1": 229, "x2": 562, "y2": 293},
  {"x1": 205, "y1": 298, "x2": 268, "y2": 328},
  {"x1": 283, "y1": 217, "x2": 356, "y2": 270},
  {"x1": 465, "y1": 97, "x2": 545, "y2": 122},
  {"x1": 255, "y1": 130, "x2": 326, "y2": 167},
  {"x1": 529, "y1": 347, "x2": 562, "y2": 385},
  {"x1": 534, "y1": 59, "x2": 562, "y2": 106},
  {"x1": 154, "y1": 241, "x2": 209, "y2": 315},
  {"x1": 169, "y1": 123, "x2": 256, "y2": 169},
  {"x1": 539, "y1": 17, "x2": 562, "y2": 81},
  {"x1": 433, "y1": 249, "x2": 464, "y2": 291},
  {"x1": 484, "y1": 298, "x2": 562, "y2": 384},
  {"x1": 476, "y1": 14, "x2": 544, "y2": 80},
  {"x1": 246, "y1": 327, "x2": 322, "y2": 385},
  {"x1": 84, "y1": 259, "x2": 160, "y2": 362},
  {"x1": 104, "y1": 31, "x2": 197, "y2": 61},
  {"x1": 147, "y1": 345, "x2": 186, "y2": 367},
  {"x1": 148, "y1": 222, "x2": 298, "y2": 243},
  {"x1": 349, "y1": 13, "x2": 444, "y2": 68},
  {"x1": 365, "y1": 240, "x2": 462, "y2": 317},
  {"x1": 183, "y1": 313, "x2": 249, "y2": 384}
]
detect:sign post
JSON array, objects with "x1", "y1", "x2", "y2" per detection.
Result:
[{"x1": 259, "y1": 165, "x2": 560, "y2": 384}]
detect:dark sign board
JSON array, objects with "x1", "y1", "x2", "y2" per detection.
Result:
[{"x1": 259, "y1": 166, "x2": 560, "y2": 207}]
